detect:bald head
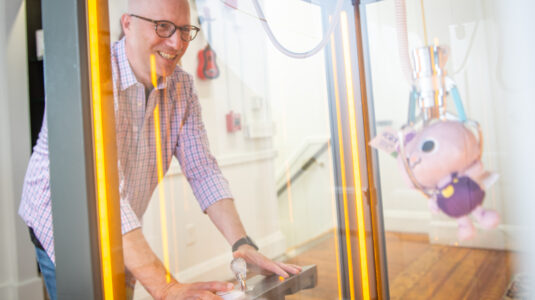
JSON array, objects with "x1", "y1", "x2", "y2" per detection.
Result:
[{"x1": 127, "y1": 0, "x2": 190, "y2": 15}]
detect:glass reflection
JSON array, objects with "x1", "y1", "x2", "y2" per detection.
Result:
[
  {"x1": 106, "y1": 0, "x2": 345, "y2": 299},
  {"x1": 366, "y1": 0, "x2": 523, "y2": 298}
]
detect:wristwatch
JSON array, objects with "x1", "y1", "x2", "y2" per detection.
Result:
[{"x1": 232, "y1": 236, "x2": 259, "y2": 252}]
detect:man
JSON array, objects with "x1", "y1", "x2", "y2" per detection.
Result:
[{"x1": 19, "y1": 0, "x2": 300, "y2": 299}]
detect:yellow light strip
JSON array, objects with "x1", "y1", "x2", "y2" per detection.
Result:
[
  {"x1": 87, "y1": 0, "x2": 114, "y2": 298},
  {"x1": 340, "y1": 11, "x2": 371, "y2": 300},
  {"x1": 429, "y1": 47, "x2": 440, "y2": 111},
  {"x1": 330, "y1": 33, "x2": 354, "y2": 300},
  {"x1": 155, "y1": 105, "x2": 171, "y2": 283},
  {"x1": 151, "y1": 54, "x2": 171, "y2": 282},
  {"x1": 151, "y1": 55, "x2": 159, "y2": 89}
]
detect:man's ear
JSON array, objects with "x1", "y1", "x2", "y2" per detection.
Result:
[{"x1": 120, "y1": 14, "x2": 131, "y2": 36}]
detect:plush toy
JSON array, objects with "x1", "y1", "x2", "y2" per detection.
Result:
[{"x1": 397, "y1": 120, "x2": 500, "y2": 240}]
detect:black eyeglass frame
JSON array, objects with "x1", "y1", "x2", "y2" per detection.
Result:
[{"x1": 129, "y1": 14, "x2": 200, "y2": 41}]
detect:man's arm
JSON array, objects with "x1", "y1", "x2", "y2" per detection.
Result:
[
  {"x1": 206, "y1": 199, "x2": 301, "y2": 278},
  {"x1": 123, "y1": 228, "x2": 233, "y2": 299},
  {"x1": 175, "y1": 76, "x2": 300, "y2": 278}
]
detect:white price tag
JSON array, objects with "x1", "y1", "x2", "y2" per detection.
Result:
[{"x1": 369, "y1": 127, "x2": 400, "y2": 157}]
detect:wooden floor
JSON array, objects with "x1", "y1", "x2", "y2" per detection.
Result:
[{"x1": 282, "y1": 232, "x2": 517, "y2": 300}]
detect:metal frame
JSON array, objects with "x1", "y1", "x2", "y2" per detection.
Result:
[
  {"x1": 322, "y1": 6, "x2": 353, "y2": 298},
  {"x1": 42, "y1": 1, "x2": 102, "y2": 298},
  {"x1": 354, "y1": 2, "x2": 390, "y2": 299},
  {"x1": 245, "y1": 265, "x2": 318, "y2": 299},
  {"x1": 321, "y1": 0, "x2": 389, "y2": 299},
  {"x1": 322, "y1": 1, "x2": 374, "y2": 298},
  {"x1": 43, "y1": 0, "x2": 124, "y2": 299}
]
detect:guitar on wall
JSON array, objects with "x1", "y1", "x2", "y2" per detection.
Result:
[{"x1": 197, "y1": 8, "x2": 220, "y2": 80}]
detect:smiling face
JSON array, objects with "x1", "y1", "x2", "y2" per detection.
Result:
[
  {"x1": 403, "y1": 121, "x2": 480, "y2": 188},
  {"x1": 122, "y1": 0, "x2": 191, "y2": 88}
]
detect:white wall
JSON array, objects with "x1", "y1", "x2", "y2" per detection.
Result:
[
  {"x1": 485, "y1": 0, "x2": 535, "y2": 256},
  {"x1": 277, "y1": 149, "x2": 336, "y2": 250},
  {"x1": 507, "y1": 0, "x2": 535, "y2": 282},
  {"x1": 264, "y1": 1, "x2": 331, "y2": 168},
  {"x1": 108, "y1": 0, "x2": 127, "y2": 41},
  {"x1": 366, "y1": 0, "x2": 534, "y2": 249},
  {"x1": 0, "y1": 0, "x2": 44, "y2": 299}
]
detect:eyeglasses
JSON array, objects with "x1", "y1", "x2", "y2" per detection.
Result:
[{"x1": 129, "y1": 14, "x2": 200, "y2": 42}]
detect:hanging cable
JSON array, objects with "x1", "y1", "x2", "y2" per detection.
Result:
[
  {"x1": 394, "y1": 0, "x2": 413, "y2": 84},
  {"x1": 250, "y1": 0, "x2": 345, "y2": 59}
]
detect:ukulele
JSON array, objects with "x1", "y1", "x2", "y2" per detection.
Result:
[{"x1": 197, "y1": 8, "x2": 219, "y2": 80}]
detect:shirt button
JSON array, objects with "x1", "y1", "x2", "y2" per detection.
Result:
[
  {"x1": 137, "y1": 101, "x2": 142, "y2": 107},
  {"x1": 133, "y1": 126, "x2": 138, "y2": 132}
]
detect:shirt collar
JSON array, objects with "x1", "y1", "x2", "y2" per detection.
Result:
[{"x1": 116, "y1": 38, "x2": 168, "y2": 91}]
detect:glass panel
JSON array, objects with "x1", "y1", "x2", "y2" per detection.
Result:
[
  {"x1": 364, "y1": 0, "x2": 530, "y2": 298},
  {"x1": 106, "y1": 0, "x2": 348, "y2": 299}
]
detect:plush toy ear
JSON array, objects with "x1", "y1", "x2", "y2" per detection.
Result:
[
  {"x1": 403, "y1": 131, "x2": 416, "y2": 145},
  {"x1": 395, "y1": 127, "x2": 417, "y2": 155}
]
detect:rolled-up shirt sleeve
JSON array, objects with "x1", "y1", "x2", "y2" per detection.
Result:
[
  {"x1": 174, "y1": 75, "x2": 233, "y2": 212},
  {"x1": 120, "y1": 196, "x2": 141, "y2": 234}
]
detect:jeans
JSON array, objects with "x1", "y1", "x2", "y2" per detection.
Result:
[
  {"x1": 34, "y1": 246, "x2": 135, "y2": 300},
  {"x1": 35, "y1": 247, "x2": 57, "y2": 300}
]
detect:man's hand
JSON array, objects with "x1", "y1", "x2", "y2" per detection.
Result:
[
  {"x1": 233, "y1": 244, "x2": 302, "y2": 278},
  {"x1": 123, "y1": 229, "x2": 234, "y2": 299},
  {"x1": 206, "y1": 199, "x2": 302, "y2": 278},
  {"x1": 161, "y1": 281, "x2": 234, "y2": 300}
]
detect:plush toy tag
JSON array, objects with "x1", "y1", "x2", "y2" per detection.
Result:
[{"x1": 369, "y1": 127, "x2": 400, "y2": 157}]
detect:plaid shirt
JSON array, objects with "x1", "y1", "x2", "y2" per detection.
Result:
[{"x1": 19, "y1": 38, "x2": 232, "y2": 263}]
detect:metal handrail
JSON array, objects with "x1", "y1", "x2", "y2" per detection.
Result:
[{"x1": 276, "y1": 142, "x2": 329, "y2": 197}]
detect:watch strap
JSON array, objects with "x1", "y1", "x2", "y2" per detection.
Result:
[{"x1": 232, "y1": 236, "x2": 259, "y2": 252}]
